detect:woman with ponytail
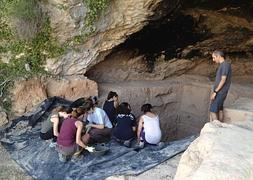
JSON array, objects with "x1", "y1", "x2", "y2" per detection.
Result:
[{"x1": 57, "y1": 106, "x2": 94, "y2": 162}]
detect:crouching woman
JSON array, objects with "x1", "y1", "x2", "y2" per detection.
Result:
[
  {"x1": 137, "y1": 104, "x2": 162, "y2": 147},
  {"x1": 57, "y1": 107, "x2": 94, "y2": 162},
  {"x1": 113, "y1": 102, "x2": 136, "y2": 147}
]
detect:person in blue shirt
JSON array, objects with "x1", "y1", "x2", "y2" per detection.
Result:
[{"x1": 113, "y1": 102, "x2": 136, "y2": 147}]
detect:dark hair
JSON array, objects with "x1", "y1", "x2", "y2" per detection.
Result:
[
  {"x1": 117, "y1": 102, "x2": 131, "y2": 115},
  {"x1": 213, "y1": 50, "x2": 225, "y2": 58},
  {"x1": 82, "y1": 100, "x2": 94, "y2": 111},
  {"x1": 88, "y1": 96, "x2": 98, "y2": 105},
  {"x1": 64, "y1": 107, "x2": 73, "y2": 114},
  {"x1": 107, "y1": 91, "x2": 118, "y2": 100},
  {"x1": 53, "y1": 106, "x2": 72, "y2": 114},
  {"x1": 141, "y1": 103, "x2": 152, "y2": 113},
  {"x1": 70, "y1": 97, "x2": 86, "y2": 108}
]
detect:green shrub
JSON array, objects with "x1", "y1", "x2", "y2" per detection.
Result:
[
  {"x1": 73, "y1": 0, "x2": 109, "y2": 44},
  {"x1": 8, "y1": 0, "x2": 43, "y2": 40},
  {"x1": 84, "y1": 0, "x2": 109, "y2": 30},
  {"x1": 0, "y1": 1, "x2": 65, "y2": 112},
  {"x1": 8, "y1": 0, "x2": 41, "y2": 22}
]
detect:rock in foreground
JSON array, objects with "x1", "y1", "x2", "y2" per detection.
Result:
[{"x1": 174, "y1": 120, "x2": 253, "y2": 180}]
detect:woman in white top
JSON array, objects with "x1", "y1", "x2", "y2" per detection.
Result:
[{"x1": 137, "y1": 104, "x2": 162, "y2": 146}]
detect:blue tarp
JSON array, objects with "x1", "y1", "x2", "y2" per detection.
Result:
[{"x1": 0, "y1": 97, "x2": 196, "y2": 180}]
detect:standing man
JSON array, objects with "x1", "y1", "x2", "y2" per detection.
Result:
[{"x1": 210, "y1": 50, "x2": 232, "y2": 122}]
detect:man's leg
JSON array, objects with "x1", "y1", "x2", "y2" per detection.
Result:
[
  {"x1": 218, "y1": 110, "x2": 224, "y2": 122},
  {"x1": 210, "y1": 112, "x2": 218, "y2": 122}
]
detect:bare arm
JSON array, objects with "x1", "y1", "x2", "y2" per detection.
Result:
[
  {"x1": 211, "y1": 76, "x2": 227, "y2": 100},
  {"x1": 90, "y1": 124, "x2": 104, "y2": 129},
  {"x1": 215, "y1": 75, "x2": 227, "y2": 92},
  {"x1": 51, "y1": 114, "x2": 59, "y2": 137},
  {"x1": 75, "y1": 121, "x2": 87, "y2": 148},
  {"x1": 137, "y1": 117, "x2": 144, "y2": 143}
]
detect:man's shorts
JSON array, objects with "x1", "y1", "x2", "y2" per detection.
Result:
[{"x1": 210, "y1": 92, "x2": 228, "y2": 113}]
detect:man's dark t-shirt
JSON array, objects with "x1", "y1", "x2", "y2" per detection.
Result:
[{"x1": 214, "y1": 61, "x2": 232, "y2": 95}]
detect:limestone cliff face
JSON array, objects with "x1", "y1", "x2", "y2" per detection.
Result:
[{"x1": 43, "y1": 0, "x2": 178, "y2": 75}]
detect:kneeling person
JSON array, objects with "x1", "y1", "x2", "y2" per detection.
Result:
[
  {"x1": 137, "y1": 104, "x2": 162, "y2": 147},
  {"x1": 113, "y1": 102, "x2": 136, "y2": 147},
  {"x1": 57, "y1": 107, "x2": 94, "y2": 162},
  {"x1": 82, "y1": 99, "x2": 113, "y2": 144},
  {"x1": 40, "y1": 106, "x2": 71, "y2": 146}
]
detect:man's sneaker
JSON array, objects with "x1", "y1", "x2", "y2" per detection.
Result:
[
  {"x1": 58, "y1": 153, "x2": 67, "y2": 162},
  {"x1": 49, "y1": 141, "x2": 57, "y2": 148}
]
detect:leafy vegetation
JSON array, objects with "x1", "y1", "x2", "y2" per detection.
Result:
[
  {"x1": 8, "y1": 0, "x2": 41, "y2": 21},
  {"x1": 0, "y1": 0, "x2": 110, "y2": 111},
  {"x1": 74, "y1": 0, "x2": 109, "y2": 44},
  {"x1": 0, "y1": 0, "x2": 64, "y2": 112},
  {"x1": 84, "y1": 0, "x2": 109, "y2": 31}
]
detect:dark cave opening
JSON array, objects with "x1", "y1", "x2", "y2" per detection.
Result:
[
  {"x1": 115, "y1": 12, "x2": 211, "y2": 72},
  {"x1": 123, "y1": 13, "x2": 208, "y2": 58},
  {"x1": 110, "y1": 0, "x2": 253, "y2": 72},
  {"x1": 116, "y1": 12, "x2": 209, "y2": 71}
]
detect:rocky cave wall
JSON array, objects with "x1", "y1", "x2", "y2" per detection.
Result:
[
  {"x1": 43, "y1": 0, "x2": 180, "y2": 75},
  {"x1": 86, "y1": 4, "x2": 253, "y2": 83}
]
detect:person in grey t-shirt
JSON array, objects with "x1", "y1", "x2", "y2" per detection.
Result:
[{"x1": 210, "y1": 50, "x2": 232, "y2": 122}]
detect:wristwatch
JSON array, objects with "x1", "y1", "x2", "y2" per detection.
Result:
[{"x1": 214, "y1": 90, "x2": 218, "y2": 93}]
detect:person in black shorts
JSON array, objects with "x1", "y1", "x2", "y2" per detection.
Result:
[{"x1": 210, "y1": 50, "x2": 232, "y2": 122}]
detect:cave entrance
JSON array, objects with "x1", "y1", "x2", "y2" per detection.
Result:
[
  {"x1": 114, "y1": 12, "x2": 208, "y2": 72},
  {"x1": 85, "y1": 2, "x2": 212, "y2": 141},
  {"x1": 85, "y1": 0, "x2": 253, "y2": 141}
]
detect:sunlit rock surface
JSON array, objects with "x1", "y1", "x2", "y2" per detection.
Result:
[{"x1": 175, "y1": 119, "x2": 253, "y2": 180}]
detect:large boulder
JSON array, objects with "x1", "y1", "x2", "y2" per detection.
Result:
[{"x1": 174, "y1": 120, "x2": 253, "y2": 180}]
